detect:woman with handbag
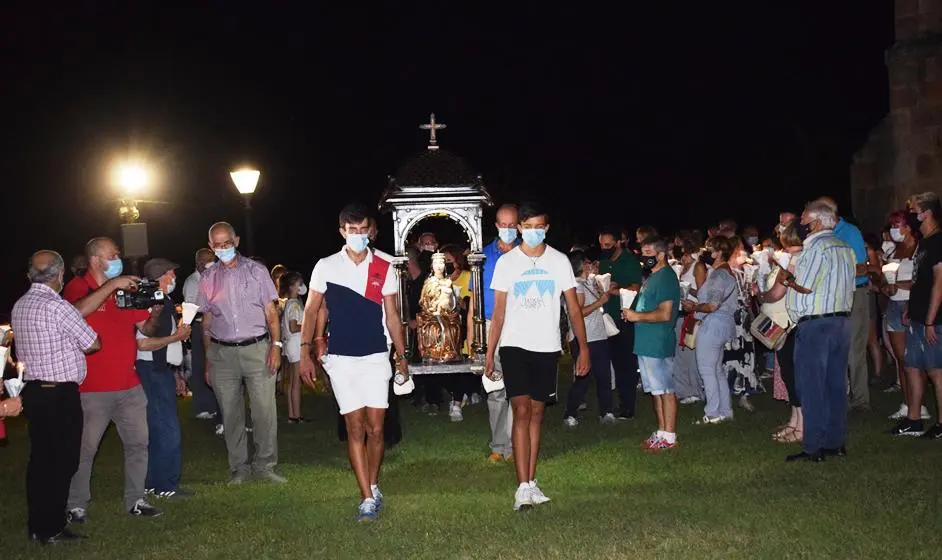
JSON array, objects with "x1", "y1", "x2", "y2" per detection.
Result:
[
  {"x1": 754, "y1": 224, "x2": 803, "y2": 442},
  {"x1": 681, "y1": 237, "x2": 739, "y2": 424},
  {"x1": 562, "y1": 249, "x2": 616, "y2": 427},
  {"x1": 673, "y1": 236, "x2": 709, "y2": 404}
]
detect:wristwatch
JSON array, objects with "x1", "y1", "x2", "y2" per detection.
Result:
[{"x1": 273, "y1": 341, "x2": 284, "y2": 348}]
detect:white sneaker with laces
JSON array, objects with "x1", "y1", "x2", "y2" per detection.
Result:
[
  {"x1": 528, "y1": 481, "x2": 551, "y2": 505},
  {"x1": 449, "y1": 402, "x2": 463, "y2": 422},
  {"x1": 600, "y1": 413, "x2": 617, "y2": 425},
  {"x1": 563, "y1": 416, "x2": 579, "y2": 428},
  {"x1": 513, "y1": 485, "x2": 533, "y2": 511},
  {"x1": 889, "y1": 403, "x2": 908, "y2": 420}
]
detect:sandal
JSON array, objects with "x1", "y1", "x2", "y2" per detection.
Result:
[
  {"x1": 774, "y1": 427, "x2": 803, "y2": 443},
  {"x1": 772, "y1": 426, "x2": 795, "y2": 441}
]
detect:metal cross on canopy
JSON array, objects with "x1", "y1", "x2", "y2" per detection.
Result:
[{"x1": 419, "y1": 113, "x2": 446, "y2": 150}]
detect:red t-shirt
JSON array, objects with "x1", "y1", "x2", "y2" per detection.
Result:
[{"x1": 63, "y1": 275, "x2": 151, "y2": 393}]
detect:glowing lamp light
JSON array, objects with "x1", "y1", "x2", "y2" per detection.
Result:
[
  {"x1": 115, "y1": 162, "x2": 150, "y2": 195},
  {"x1": 230, "y1": 168, "x2": 260, "y2": 195}
]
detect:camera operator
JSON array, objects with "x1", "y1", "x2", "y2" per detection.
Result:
[
  {"x1": 62, "y1": 237, "x2": 164, "y2": 521},
  {"x1": 136, "y1": 259, "x2": 193, "y2": 499},
  {"x1": 11, "y1": 251, "x2": 99, "y2": 544}
]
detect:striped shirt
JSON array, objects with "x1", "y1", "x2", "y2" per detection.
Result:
[
  {"x1": 11, "y1": 283, "x2": 98, "y2": 383},
  {"x1": 786, "y1": 230, "x2": 856, "y2": 322},
  {"x1": 197, "y1": 254, "x2": 278, "y2": 342}
]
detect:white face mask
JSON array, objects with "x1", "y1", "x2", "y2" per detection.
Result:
[
  {"x1": 298, "y1": 283, "x2": 308, "y2": 296},
  {"x1": 204, "y1": 261, "x2": 216, "y2": 270},
  {"x1": 889, "y1": 228, "x2": 905, "y2": 243},
  {"x1": 166, "y1": 281, "x2": 176, "y2": 294}
]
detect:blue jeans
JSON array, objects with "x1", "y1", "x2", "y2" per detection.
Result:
[
  {"x1": 794, "y1": 316, "x2": 851, "y2": 453},
  {"x1": 136, "y1": 360, "x2": 182, "y2": 492},
  {"x1": 564, "y1": 339, "x2": 614, "y2": 417}
]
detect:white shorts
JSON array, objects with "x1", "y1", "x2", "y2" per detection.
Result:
[{"x1": 322, "y1": 352, "x2": 392, "y2": 414}]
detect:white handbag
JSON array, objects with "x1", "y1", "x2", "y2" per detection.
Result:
[{"x1": 602, "y1": 313, "x2": 620, "y2": 337}]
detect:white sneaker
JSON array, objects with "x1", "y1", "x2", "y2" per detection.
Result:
[
  {"x1": 679, "y1": 396, "x2": 702, "y2": 405},
  {"x1": 920, "y1": 405, "x2": 931, "y2": 420},
  {"x1": 513, "y1": 485, "x2": 533, "y2": 511},
  {"x1": 215, "y1": 424, "x2": 224, "y2": 436},
  {"x1": 449, "y1": 403, "x2": 463, "y2": 422},
  {"x1": 600, "y1": 413, "x2": 617, "y2": 425},
  {"x1": 195, "y1": 412, "x2": 214, "y2": 420},
  {"x1": 470, "y1": 393, "x2": 482, "y2": 405},
  {"x1": 528, "y1": 481, "x2": 551, "y2": 505},
  {"x1": 889, "y1": 403, "x2": 908, "y2": 420},
  {"x1": 563, "y1": 416, "x2": 579, "y2": 428}
]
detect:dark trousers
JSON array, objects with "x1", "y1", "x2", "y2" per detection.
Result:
[
  {"x1": 189, "y1": 321, "x2": 220, "y2": 417},
  {"x1": 565, "y1": 339, "x2": 614, "y2": 417},
  {"x1": 794, "y1": 316, "x2": 851, "y2": 453},
  {"x1": 446, "y1": 373, "x2": 478, "y2": 402},
  {"x1": 777, "y1": 330, "x2": 799, "y2": 407},
  {"x1": 416, "y1": 375, "x2": 443, "y2": 406},
  {"x1": 608, "y1": 318, "x2": 640, "y2": 415},
  {"x1": 23, "y1": 381, "x2": 82, "y2": 539},
  {"x1": 136, "y1": 360, "x2": 182, "y2": 492}
]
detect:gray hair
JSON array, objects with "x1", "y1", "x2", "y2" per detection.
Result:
[
  {"x1": 640, "y1": 236, "x2": 669, "y2": 254},
  {"x1": 208, "y1": 222, "x2": 237, "y2": 240},
  {"x1": 805, "y1": 201, "x2": 838, "y2": 229},
  {"x1": 28, "y1": 251, "x2": 65, "y2": 284}
]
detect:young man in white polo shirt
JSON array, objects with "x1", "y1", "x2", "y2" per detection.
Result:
[
  {"x1": 299, "y1": 203, "x2": 409, "y2": 522},
  {"x1": 486, "y1": 201, "x2": 590, "y2": 511}
]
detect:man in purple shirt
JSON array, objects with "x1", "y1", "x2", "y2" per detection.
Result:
[{"x1": 198, "y1": 222, "x2": 285, "y2": 485}]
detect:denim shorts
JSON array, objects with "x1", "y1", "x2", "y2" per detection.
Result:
[
  {"x1": 904, "y1": 324, "x2": 942, "y2": 370},
  {"x1": 885, "y1": 300, "x2": 907, "y2": 333},
  {"x1": 638, "y1": 355, "x2": 675, "y2": 395}
]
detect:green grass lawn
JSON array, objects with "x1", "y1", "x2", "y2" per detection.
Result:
[{"x1": 1, "y1": 371, "x2": 940, "y2": 560}]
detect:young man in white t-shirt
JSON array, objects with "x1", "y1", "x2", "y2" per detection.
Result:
[
  {"x1": 485, "y1": 201, "x2": 590, "y2": 511},
  {"x1": 298, "y1": 203, "x2": 410, "y2": 522}
]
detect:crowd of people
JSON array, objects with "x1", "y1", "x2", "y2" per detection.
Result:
[{"x1": 2, "y1": 191, "x2": 941, "y2": 542}]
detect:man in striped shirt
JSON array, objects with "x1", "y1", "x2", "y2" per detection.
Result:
[{"x1": 779, "y1": 201, "x2": 856, "y2": 462}]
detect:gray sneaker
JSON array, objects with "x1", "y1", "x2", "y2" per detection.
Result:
[
  {"x1": 228, "y1": 471, "x2": 249, "y2": 486},
  {"x1": 255, "y1": 470, "x2": 288, "y2": 484},
  {"x1": 128, "y1": 499, "x2": 161, "y2": 517}
]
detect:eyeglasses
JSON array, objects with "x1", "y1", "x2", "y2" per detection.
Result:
[{"x1": 211, "y1": 240, "x2": 235, "y2": 250}]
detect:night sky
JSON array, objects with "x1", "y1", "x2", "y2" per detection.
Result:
[{"x1": 1, "y1": 2, "x2": 894, "y2": 313}]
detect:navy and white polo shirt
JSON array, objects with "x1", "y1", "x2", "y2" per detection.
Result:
[{"x1": 310, "y1": 247, "x2": 399, "y2": 357}]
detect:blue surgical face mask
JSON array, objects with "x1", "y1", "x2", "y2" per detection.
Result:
[
  {"x1": 498, "y1": 227, "x2": 517, "y2": 244},
  {"x1": 103, "y1": 258, "x2": 123, "y2": 279},
  {"x1": 166, "y1": 281, "x2": 176, "y2": 294},
  {"x1": 215, "y1": 247, "x2": 237, "y2": 263},
  {"x1": 521, "y1": 228, "x2": 546, "y2": 248},
  {"x1": 346, "y1": 233, "x2": 369, "y2": 253}
]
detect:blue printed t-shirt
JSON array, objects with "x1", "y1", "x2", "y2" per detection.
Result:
[
  {"x1": 633, "y1": 266, "x2": 680, "y2": 358},
  {"x1": 832, "y1": 218, "x2": 868, "y2": 287},
  {"x1": 474, "y1": 238, "x2": 518, "y2": 320}
]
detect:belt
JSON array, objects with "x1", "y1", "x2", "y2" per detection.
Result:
[
  {"x1": 26, "y1": 380, "x2": 78, "y2": 387},
  {"x1": 797, "y1": 312, "x2": 850, "y2": 324},
  {"x1": 211, "y1": 333, "x2": 269, "y2": 347}
]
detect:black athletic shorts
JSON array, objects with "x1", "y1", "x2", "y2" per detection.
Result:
[{"x1": 499, "y1": 346, "x2": 560, "y2": 402}]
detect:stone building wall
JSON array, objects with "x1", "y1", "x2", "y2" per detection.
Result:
[{"x1": 851, "y1": 0, "x2": 942, "y2": 234}]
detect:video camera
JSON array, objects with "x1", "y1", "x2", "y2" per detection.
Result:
[{"x1": 115, "y1": 279, "x2": 166, "y2": 309}]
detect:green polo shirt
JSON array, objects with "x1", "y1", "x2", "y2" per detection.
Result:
[
  {"x1": 599, "y1": 250, "x2": 642, "y2": 317},
  {"x1": 633, "y1": 266, "x2": 681, "y2": 358}
]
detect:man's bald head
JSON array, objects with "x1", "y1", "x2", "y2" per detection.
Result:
[
  {"x1": 495, "y1": 204, "x2": 518, "y2": 228},
  {"x1": 28, "y1": 250, "x2": 65, "y2": 287},
  {"x1": 208, "y1": 222, "x2": 240, "y2": 253},
  {"x1": 85, "y1": 237, "x2": 119, "y2": 260}
]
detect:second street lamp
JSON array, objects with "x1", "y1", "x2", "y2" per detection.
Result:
[{"x1": 230, "y1": 168, "x2": 260, "y2": 256}]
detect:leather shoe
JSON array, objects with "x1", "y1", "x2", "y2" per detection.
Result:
[
  {"x1": 785, "y1": 451, "x2": 824, "y2": 462},
  {"x1": 36, "y1": 527, "x2": 87, "y2": 545},
  {"x1": 823, "y1": 446, "x2": 847, "y2": 457}
]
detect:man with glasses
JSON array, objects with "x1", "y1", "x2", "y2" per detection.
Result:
[{"x1": 198, "y1": 222, "x2": 285, "y2": 485}]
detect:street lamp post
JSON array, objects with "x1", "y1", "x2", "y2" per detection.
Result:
[
  {"x1": 230, "y1": 168, "x2": 260, "y2": 256},
  {"x1": 113, "y1": 161, "x2": 151, "y2": 276}
]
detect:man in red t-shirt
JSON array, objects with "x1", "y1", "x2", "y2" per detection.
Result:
[{"x1": 63, "y1": 237, "x2": 164, "y2": 521}]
